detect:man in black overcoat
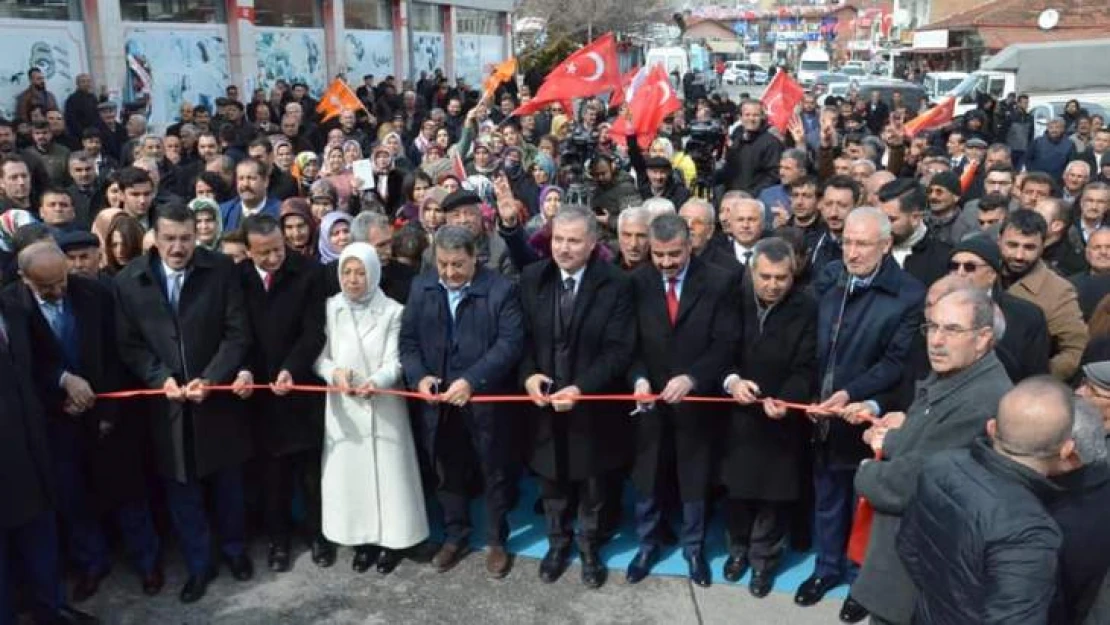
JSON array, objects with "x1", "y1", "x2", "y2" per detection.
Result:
[
  {"x1": 4, "y1": 242, "x2": 161, "y2": 602},
  {"x1": 115, "y1": 204, "x2": 254, "y2": 603},
  {"x1": 719, "y1": 237, "x2": 817, "y2": 598},
  {"x1": 519, "y1": 206, "x2": 635, "y2": 589},
  {"x1": 236, "y1": 214, "x2": 330, "y2": 572},
  {"x1": 625, "y1": 213, "x2": 741, "y2": 588}
]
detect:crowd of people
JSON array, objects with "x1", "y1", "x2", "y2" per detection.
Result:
[{"x1": 2, "y1": 60, "x2": 1110, "y2": 625}]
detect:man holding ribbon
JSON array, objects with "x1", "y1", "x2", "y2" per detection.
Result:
[{"x1": 115, "y1": 203, "x2": 253, "y2": 603}]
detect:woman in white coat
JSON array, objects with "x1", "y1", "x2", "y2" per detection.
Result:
[{"x1": 315, "y1": 242, "x2": 429, "y2": 574}]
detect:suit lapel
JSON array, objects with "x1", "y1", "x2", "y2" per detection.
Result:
[
  {"x1": 675, "y1": 262, "x2": 703, "y2": 327},
  {"x1": 568, "y1": 260, "x2": 604, "y2": 339}
]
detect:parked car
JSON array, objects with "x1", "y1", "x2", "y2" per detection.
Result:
[
  {"x1": 813, "y1": 72, "x2": 850, "y2": 96},
  {"x1": 840, "y1": 65, "x2": 867, "y2": 78},
  {"x1": 723, "y1": 61, "x2": 769, "y2": 86},
  {"x1": 818, "y1": 82, "x2": 853, "y2": 106},
  {"x1": 855, "y1": 79, "x2": 927, "y2": 113}
]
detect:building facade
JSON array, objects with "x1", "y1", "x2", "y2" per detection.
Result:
[{"x1": 0, "y1": 0, "x2": 513, "y2": 125}]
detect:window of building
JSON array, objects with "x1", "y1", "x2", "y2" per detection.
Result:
[
  {"x1": 119, "y1": 0, "x2": 222, "y2": 23},
  {"x1": 456, "y1": 8, "x2": 502, "y2": 35},
  {"x1": 345, "y1": 0, "x2": 390, "y2": 30},
  {"x1": 0, "y1": 0, "x2": 81, "y2": 20},
  {"x1": 254, "y1": 0, "x2": 319, "y2": 27},
  {"x1": 409, "y1": 1, "x2": 443, "y2": 32}
]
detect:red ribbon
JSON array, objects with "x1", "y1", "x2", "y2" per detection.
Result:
[{"x1": 94, "y1": 384, "x2": 874, "y2": 421}]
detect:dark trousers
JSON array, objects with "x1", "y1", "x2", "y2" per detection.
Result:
[
  {"x1": 50, "y1": 419, "x2": 159, "y2": 576},
  {"x1": 813, "y1": 464, "x2": 859, "y2": 582},
  {"x1": 539, "y1": 475, "x2": 604, "y2": 552},
  {"x1": 0, "y1": 511, "x2": 63, "y2": 625},
  {"x1": 262, "y1": 450, "x2": 322, "y2": 544},
  {"x1": 163, "y1": 465, "x2": 246, "y2": 576},
  {"x1": 724, "y1": 499, "x2": 789, "y2": 572},
  {"x1": 435, "y1": 413, "x2": 513, "y2": 547},
  {"x1": 635, "y1": 498, "x2": 706, "y2": 554}
]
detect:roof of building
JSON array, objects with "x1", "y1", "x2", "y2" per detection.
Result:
[{"x1": 924, "y1": 0, "x2": 1110, "y2": 32}]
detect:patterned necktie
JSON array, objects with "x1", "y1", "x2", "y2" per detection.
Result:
[
  {"x1": 43, "y1": 300, "x2": 64, "y2": 339},
  {"x1": 665, "y1": 278, "x2": 679, "y2": 326},
  {"x1": 263, "y1": 272, "x2": 273, "y2": 291},
  {"x1": 168, "y1": 272, "x2": 183, "y2": 311},
  {"x1": 559, "y1": 277, "x2": 576, "y2": 329}
]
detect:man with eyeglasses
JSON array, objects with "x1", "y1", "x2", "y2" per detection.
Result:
[
  {"x1": 897, "y1": 376, "x2": 1074, "y2": 625},
  {"x1": 947, "y1": 235, "x2": 1050, "y2": 383},
  {"x1": 845, "y1": 284, "x2": 1013, "y2": 625},
  {"x1": 797, "y1": 207, "x2": 924, "y2": 622}
]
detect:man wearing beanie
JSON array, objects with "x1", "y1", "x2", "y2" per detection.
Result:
[
  {"x1": 947, "y1": 234, "x2": 1051, "y2": 382},
  {"x1": 925, "y1": 171, "x2": 967, "y2": 245}
]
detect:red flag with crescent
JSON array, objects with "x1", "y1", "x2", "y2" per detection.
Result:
[
  {"x1": 512, "y1": 33, "x2": 621, "y2": 117},
  {"x1": 760, "y1": 70, "x2": 804, "y2": 133},
  {"x1": 609, "y1": 65, "x2": 641, "y2": 109},
  {"x1": 625, "y1": 64, "x2": 680, "y2": 146}
]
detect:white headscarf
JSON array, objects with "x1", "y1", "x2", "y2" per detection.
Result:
[{"x1": 336, "y1": 242, "x2": 381, "y2": 307}]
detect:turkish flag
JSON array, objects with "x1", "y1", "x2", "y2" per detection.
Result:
[
  {"x1": 609, "y1": 65, "x2": 641, "y2": 109},
  {"x1": 512, "y1": 33, "x2": 621, "y2": 117},
  {"x1": 627, "y1": 64, "x2": 680, "y2": 145},
  {"x1": 904, "y1": 96, "x2": 955, "y2": 137},
  {"x1": 760, "y1": 71, "x2": 804, "y2": 133}
]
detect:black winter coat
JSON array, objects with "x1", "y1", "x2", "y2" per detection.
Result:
[
  {"x1": 721, "y1": 122, "x2": 783, "y2": 196},
  {"x1": 238, "y1": 252, "x2": 326, "y2": 457},
  {"x1": 519, "y1": 258, "x2": 636, "y2": 480},
  {"x1": 897, "y1": 438, "x2": 1062, "y2": 625}
]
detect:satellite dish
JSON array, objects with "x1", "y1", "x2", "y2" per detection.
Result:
[{"x1": 1038, "y1": 9, "x2": 1060, "y2": 30}]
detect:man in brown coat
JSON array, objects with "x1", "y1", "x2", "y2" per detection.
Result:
[{"x1": 999, "y1": 209, "x2": 1088, "y2": 380}]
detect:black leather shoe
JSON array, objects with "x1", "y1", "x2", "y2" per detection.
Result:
[
  {"x1": 52, "y1": 605, "x2": 100, "y2": 624},
  {"x1": 794, "y1": 574, "x2": 840, "y2": 606},
  {"x1": 312, "y1": 535, "x2": 337, "y2": 568},
  {"x1": 224, "y1": 553, "x2": 254, "y2": 581},
  {"x1": 839, "y1": 595, "x2": 869, "y2": 623},
  {"x1": 625, "y1": 546, "x2": 658, "y2": 584},
  {"x1": 72, "y1": 569, "x2": 109, "y2": 603},
  {"x1": 352, "y1": 545, "x2": 381, "y2": 573},
  {"x1": 141, "y1": 567, "x2": 165, "y2": 596},
  {"x1": 376, "y1": 548, "x2": 402, "y2": 575},
  {"x1": 581, "y1": 550, "x2": 607, "y2": 589},
  {"x1": 538, "y1": 546, "x2": 571, "y2": 583},
  {"x1": 685, "y1": 550, "x2": 711, "y2": 588},
  {"x1": 268, "y1": 542, "x2": 291, "y2": 573},
  {"x1": 179, "y1": 568, "x2": 217, "y2": 604},
  {"x1": 749, "y1": 570, "x2": 773, "y2": 598},
  {"x1": 722, "y1": 555, "x2": 748, "y2": 583}
]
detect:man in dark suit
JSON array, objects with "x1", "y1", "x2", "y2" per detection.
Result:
[
  {"x1": 237, "y1": 215, "x2": 330, "y2": 572},
  {"x1": 351, "y1": 212, "x2": 415, "y2": 304},
  {"x1": 398, "y1": 225, "x2": 523, "y2": 579},
  {"x1": 519, "y1": 206, "x2": 635, "y2": 589},
  {"x1": 624, "y1": 214, "x2": 741, "y2": 588},
  {"x1": 0, "y1": 260, "x2": 99, "y2": 625},
  {"x1": 247, "y1": 137, "x2": 297, "y2": 201},
  {"x1": 801, "y1": 207, "x2": 925, "y2": 622},
  {"x1": 115, "y1": 203, "x2": 254, "y2": 603},
  {"x1": 219, "y1": 158, "x2": 281, "y2": 231},
  {"x1": 680, "y1": 198, "x2": 741, "y2": 277},
  {"x1": 5, "y1": 242, "x2": 161, "y2": 602},
  {"x1": 879, "y1": 178, "x2": 953, "y2": 287},
  {"x1": 720, "y1": 237, "x2": 818, "y2": 598}
]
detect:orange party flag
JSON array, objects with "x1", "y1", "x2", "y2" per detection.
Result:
[
  {"x1": 483, "y1": 58, "x2": 517, "y2": 101},
  {"x1": 903, "y1": 96, "x2": 955, "y2": 138},
  {"x1": 316, "y1": 78, "x2": 364, "y2": 123}
]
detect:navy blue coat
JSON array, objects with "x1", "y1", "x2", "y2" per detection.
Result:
[
  {"x1": 813, "y1": 255, "x2": 924, "y2": 465},
  {"x1": 220, "y1": 195, "x2": 282, "y2": 231},
  {"x1": 399, "y1": 266, "x2": 524, "y2": 470}
]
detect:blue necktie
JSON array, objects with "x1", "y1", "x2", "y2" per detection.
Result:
[{"x1": 43, "y1": 300, "x2": 64, "y2": 340}]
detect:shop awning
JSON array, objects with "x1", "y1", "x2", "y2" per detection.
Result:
[{"x1": 706, "y1": 39, "x2": 744, "y2": 55}]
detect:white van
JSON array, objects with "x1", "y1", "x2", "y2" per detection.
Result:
[
  {"x1": 645, "y1": 47, "x2": 689, "y2": 84},
  {"x1": 796, "y1": 48, "x2": 830, "y2": 87}
]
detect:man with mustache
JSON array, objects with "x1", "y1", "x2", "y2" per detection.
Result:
[{"x1": 999, "y1": 209, "x2": 1088, "y2": 380}]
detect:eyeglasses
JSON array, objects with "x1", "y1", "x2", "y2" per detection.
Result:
[
  {"x1": 948, "y1": 260, "x2": 986, "y2": 273},
  {"x1": 920, "y1": 322, "x2": 985, "y2": 338}
]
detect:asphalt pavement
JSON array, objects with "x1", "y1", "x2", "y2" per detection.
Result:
[{"x1": 73, "y1": 541, "x2": 842, "y2": 624}]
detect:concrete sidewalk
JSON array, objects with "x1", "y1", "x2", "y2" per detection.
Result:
[{"x1": 76, "y1": 543, "x2": 842, "y2": 625}]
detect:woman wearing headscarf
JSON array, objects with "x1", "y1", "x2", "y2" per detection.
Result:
[
  {"x1": 525, "y1": 185, "x2": 563, "y2": 237},
  {"x1": 318, "y1": 212, "x2": 352, "y2": 265},
  {"x1": 314, "y1": 243, "x2": 428, "y2": 574},
  {"x1": 187, "y1": 197, "x2": 224, "y2": 251},
  {"x1": 280, "y1": 197, "x2": 319, "y2": 260},
  {"x1": 322, "y1": 145, "x2": 355, "y2": 213},
  {"x1": 293, "y1": 152, "x2": 321, "y2": 197}
]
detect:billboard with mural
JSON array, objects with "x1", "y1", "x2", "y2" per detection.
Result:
[
  {"x1": 256, "y1": 28, "x2": 326, "y2": 96},
  {"x1": 343, "y1": 30, "x2": 395, "y2": 81},
  {"x1": 0, "y1": 19, "x2": 87, "y2": 121},
  {"x1": 123, "y1": 25, "x2": 229, "y2": 127},
  {"x1": 411, "y1": 32, "x2": 445, "y2": 78}
]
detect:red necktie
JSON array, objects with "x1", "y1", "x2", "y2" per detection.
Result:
[
  {"x1": 665, "y1": 278, "x2": 679, "y2": 326},
  {"x1": 263, "y1": 272, "x2": 273, "y2": 291}
]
